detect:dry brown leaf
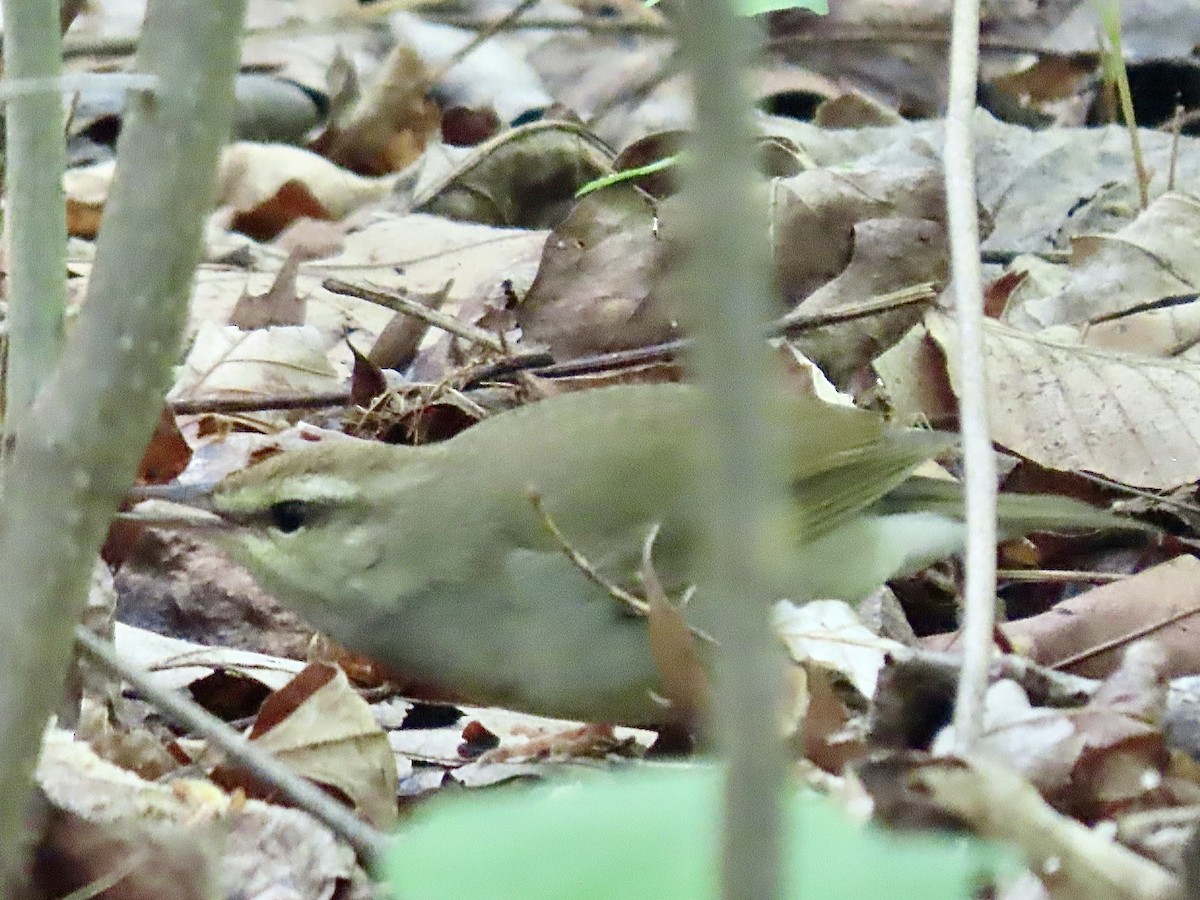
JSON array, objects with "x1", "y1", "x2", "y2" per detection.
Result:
[
  {"x1": 366, "y1": 291, "x2": 444, "y2": 372},
  {"x1": 770, "y1": 165, "x2": 946, "y2": 305},
  {"x1": 217, "y1": 142, "x2": 395, "y2": 222},
  {"x1": 934, "y1": 679, "x2": 1084, "y2": 791},
  {"x1": 609, "y1": 130, "x2": 685, "y2": 199},
  {"x1": 170, "y1": 322, "x2": 341, "y2": 402},
  {"x1": 37, "y1": 727, "x2": 366, "y2": 895},
  {"x1": 518, "y1": 185, "x2": 666, "y2": 358},
  {"x1": 786, "y1": 217, "x2": 946, "y2": 385},
  {"x1": 314, "y1": 214, "x2": 547, "y2": 376},
  {"x1": 1000, "y1": 556, "x2": 1200, "y2": 681},
  {"x1": 1067, "y1": 644, "x2": 1170, "y2": 819},
  {"x1": 228, "y1": 252, "x2": 305, "y2": 329},
  {"x1": 271, "y1": 216, "x2": 350, "y2": 259},
  {"x1": 112, "y1": 623, "x2": 305, "y2": 693},
  {"x1": 641, "y1": 531, "x2": 709, "y2": 725},
  {"x1": 64, "y1": 159, "x2": 115, "y2": 238},
  {"x1": 116, "y1": 532, "x2": 318, "y2": 662},
  {"x1": 103, "y1": 407, "x2": 193, "y2": 567},
  {"x1": 1012, "y1": 192, "x2": 1200, "y2": 354},
  {"x1": 773, "y1": 599, "x2": 903, "y2": 702},
  {"x1": 412, "y1": 120, "x2": 615, "y2": 228},
  {"x1": 927, "y1": 310, "x2": 1200, "y2": 489},
  {"x1": 230, "y1": 179, "x2": 334, "y2": 243},
  {"x1": 441, "y1": 106, "x2": 502, "y2": 147},
  {"x1": 246, "y1": 663, "x2": 398, "y2": 828},
  {"x1": 930, "y1": 645, "x2": 1170, "y2": 819},
  {"x1": 871, "y1": 323, "x2": 960, "y2": 427},
  {"x1": 814, "y1": 91, "x2": 905, "y2": 128},
  {"x1": 30, "y1": 800, "x2": 218, "y2": 900},
  {"x1": 348, "y1": 341, "x2": 388, "y2": 407},
  {"x1": 314, "y1": 42, "x2": 439, "y2": 176}
]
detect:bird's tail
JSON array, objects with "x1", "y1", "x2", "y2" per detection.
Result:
[{"x1": 875, "y1": 476, "x2": 1153, "y2": 536}]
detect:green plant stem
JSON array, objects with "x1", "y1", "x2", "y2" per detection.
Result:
[
  {"x1": 3, "y1": 0, "x2": 69, "y2": 415},
  {"x1": 0, "y1": 0, "x2": 246, "y2": 880},
  {"x1": 1098, "y1": 2, "x2": 1148, "y2": 209},
  {"x1": 672, "y1": 5, "x2": 788, "y2": 900}
]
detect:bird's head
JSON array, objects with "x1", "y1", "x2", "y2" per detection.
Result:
[{"x1": 130, "y1": 439, "x2": 439, "y2": 623}]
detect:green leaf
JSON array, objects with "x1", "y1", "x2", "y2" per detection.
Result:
[
  {"x1": 384, "y1": 766, "x2": 1009, "y2": 899},
  {"x1": 738, "y1": 0, "x2": 827, "y2": 13}
]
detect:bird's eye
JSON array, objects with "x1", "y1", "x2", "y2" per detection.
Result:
[{"x1": 267, "y1": 500, "x2": 310, "y2": 534}]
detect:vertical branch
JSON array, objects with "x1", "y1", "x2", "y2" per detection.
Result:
[
  {"x1": 944, "y1": 0, "x2": 996, "y2": 754},
  {"x1": 3, "y1": 0, "x2": 69, "y2": 414},
  {"x1": 0, "y1": 0, "x2": 246, "y2": 879},
  {"x1": 673, "y1": 3, "x2": 788, "y2": 899}
]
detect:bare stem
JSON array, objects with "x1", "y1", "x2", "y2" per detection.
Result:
[
  {"x1": 672, "y1": 4, "x2": 788, "y2": 899},
  {"x1": 945, "y1": 0, "x2": 997, "y2": 754}
]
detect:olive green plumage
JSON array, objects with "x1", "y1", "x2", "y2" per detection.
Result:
[{"x1": 177, "y1": 383, "x2": 1140, "y2": 722}]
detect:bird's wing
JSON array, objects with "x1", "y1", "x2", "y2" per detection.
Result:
[{"x1": 793, "y1": 428, "x2": 955, "y2": 541}]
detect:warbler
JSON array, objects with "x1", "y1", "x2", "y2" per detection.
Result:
[{"x1": 135, "y1": 383, "x2": 1143, "y2": 723}]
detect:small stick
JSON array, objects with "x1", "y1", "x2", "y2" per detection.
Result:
[
  {"x1": 1051, "y1": 603, "x2": 1200, "y2": 670},
  {"x1": 772, "y1": 282, "x2": 937, "y2": 335},
  {"x1": 426, "y1": 0, "x2": 541, "y2": 86},
  {"x1": 167, "y1": 280, "x2": 939, "y2": 413},
  {"x1": 474, "y1": 282, "x2": 939, "y2": 383},
  {"x1": 529, "y1": 492, "x2": 717, "y2": 643},
  {"x1": 528, "y1": 490, "x2": 650, "y2": 616},
  {"x1": 169, "y1": 391, "x2": 352, "y2": 415},
  {"x1": 995, "y1": 568, "x2": 1127, "y2": 584},
  {"x1": 1168, "y1": 98, "x2": 1183, "y2": 192},
  {"x1": 73, "y1": 627, "x2": 392, "y2": 868},
  {"x1": 419, "y1": 14, "x2": 671, "y2": 36},
  {"x1": 323, "y1": 277, "x2": 506, "y2": 354}
]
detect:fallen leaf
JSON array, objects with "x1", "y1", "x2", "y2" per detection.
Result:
[
  {"x1": 927, "y1": 310, "x2": 1200, "y2": 489},
  {"x1": 170, "y1": 321, "x2": 341, "y2": 402},
  {"x1": 240, "y1": 663, "x2": 399, "y2": 828},
  {"x1": 228, "y1": 252, "x2": 306, "y2": 329},
  {"x1": 999, "y1": 557, "x2": 1200, "y2": 680}
]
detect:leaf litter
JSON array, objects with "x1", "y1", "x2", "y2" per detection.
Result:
[{"x1": 41, "y1": 0, "x2": 1200, "y2": 895}]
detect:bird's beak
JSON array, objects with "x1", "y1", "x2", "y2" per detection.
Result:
[{"x1": 120, "y1": 482, "x2": 225, "y2": 530}]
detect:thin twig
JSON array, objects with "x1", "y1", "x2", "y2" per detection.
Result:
[
  {"x1": 891, "y1": 642, "x2": 1099, "y2": 706},
  {"x1": 1050, "y1": 603, "x2": 1200, "y2": 670},
  {"x1": 472, "y1": 282, "x2": 938, "y2": 382},
  {"x1": 73, "y1": 627, "x2": 392, "y2": 868},
  {"x1": 945, "y1": 0, "x2": 996, "y2": 756},
  {"x1": 426, "y1": 0, "x2": 541, "y2": 86},
  {"x1": 1168, "y1": 99, "x2": 1183, "y2": 192},
  {"x1": 980, "y1": 248, "x2": 1071, "y2": 265},
  {"x1": 168, "y1": 391, "x2": 352, "y2": 415},
  {"x1": 323, "y1": 277, "x2": 505, "y2": 353},
  {"x1": 419, "y1": 13, "x2": 672, "y2": 36},
  {"x1": 773, "y1": 282, "x2": 938, "y2": 334},
  {"x1": 528, "y1": 490, "x2": 650, "y2": 616},
  {"x1": 168, "y1": 281, "x2": 936, "y2": 413},
  {"x1": 766, "y1": 27, "x2": 1067, "y2": 54},
  {"x1": 529, "y1": 493, "x2": 717, "y2": 645},
  {"x1": 995, "y1": 568, "x2": 1127, "y2": 584}
]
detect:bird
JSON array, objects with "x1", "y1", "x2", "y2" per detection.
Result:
[{"x1": 134, "y1": 382, "x2": 1145, "y2": 724}]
